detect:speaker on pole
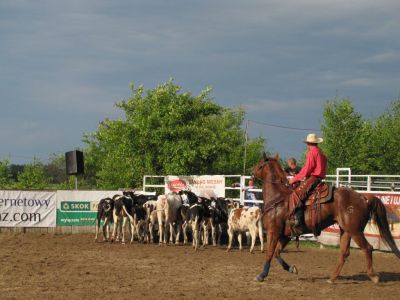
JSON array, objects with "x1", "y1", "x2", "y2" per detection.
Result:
[{"x1": 65, "y1": 150, "x2": 84, "y2": 175}]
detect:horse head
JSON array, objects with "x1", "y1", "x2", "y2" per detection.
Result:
[{"x1": 252, "y1": 153, "x2": 288, "y2": 185}]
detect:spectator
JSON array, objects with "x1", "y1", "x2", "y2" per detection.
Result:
[
  {"x1": 243, "y1": 179, "x2": 257, "y2": 207},
  {"x1": 284, "y1": 157, "x2": 301, "y2": 176}
]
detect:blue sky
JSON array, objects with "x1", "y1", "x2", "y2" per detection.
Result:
[{"x1": 1, "y1": 0, "x2": 399, "y2": 166}]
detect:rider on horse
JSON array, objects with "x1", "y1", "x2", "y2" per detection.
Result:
[{"x1": 289, "y1": 133, "x2": 327, "y2": 230}]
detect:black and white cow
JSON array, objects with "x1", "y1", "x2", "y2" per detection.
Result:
[
  {"x1": 94, "y1": 197, "x2": 115, "y2": 242},
  {"x1": 187, "y1": 203, "x2": 206, "y2": 250},
  {"x1": 178, "y1": 190, "x2": 200, "y2": 245},
  {"x1": 203, "y1": 197, "x2": 229, "y2": 246},
  {"x1": 122, "y1": 191, "x2": 158, "y2": 243},
  {"x1": 111, "y1": 194, "x2": 136, "y2": 244}
]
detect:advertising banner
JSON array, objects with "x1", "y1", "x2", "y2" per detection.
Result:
[
  {"x1": 165, "y1": 175, "x2": 225, "y2": 198},
  {"x1": 57, "y1": 190, "x2": 121, "y2": 226},
  {"x1": 319, "y1": 192, "x2": 400, "y2": 250},
  {"x1": 0, "y1": 190, "x2": 56, "y2": 227}
]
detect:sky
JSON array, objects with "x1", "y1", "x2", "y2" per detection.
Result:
[{"x1": 1, "y1": 0, "x2": 399, "y2": 166}]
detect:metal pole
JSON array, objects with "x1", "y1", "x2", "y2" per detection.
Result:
[{"x1": 243, "y1": 119, "x2": 249, "y2": 174}]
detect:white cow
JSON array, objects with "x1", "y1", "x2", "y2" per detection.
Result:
[
  {"x1": 226, "y1": 206, "x2": 264, "y2": 253},
  {"x1": 164, "y1": 192, "x2": 183, "y2": 244},
  {"x1": 150, "y1": 195, "x2": 167, "y2": 245},
  {"x1": 143, "y1": 200, "x2": 158, "y2": 243}
]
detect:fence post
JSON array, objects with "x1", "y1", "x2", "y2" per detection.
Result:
[
  {"x1": 367, "y1": 176, "x2": 371, "y2": 192},
  {"x1": 239, "y1": 176, "x2": 246, "y2": 205}
]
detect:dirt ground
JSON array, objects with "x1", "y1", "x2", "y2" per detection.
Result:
[{"x1": 0, "y1": 233, "x2": 399, "y2": 300}]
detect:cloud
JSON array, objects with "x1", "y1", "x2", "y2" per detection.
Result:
[
  {"x1": 363, "y1": 50, "x2": 400, "y2": 63},
  {"x1": 1, "y1": 0, "x2": 399, "y2": 164},
  {"x1": 245, "y1": 97, "x2": 323, "y2": 113},
  {"x1": 26, "y1": 80, "x2": 125, "y2": 116},
  {"x1": 342, "y1": 78, "x2": 377, "y2": 87}
]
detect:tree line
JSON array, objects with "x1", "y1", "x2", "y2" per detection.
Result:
[
  {"x1": 0, "y1": 80, "x2": 399, "y2": 190},
  {"x1": 320, "y1": 98, "x2": 400, "y2": 175}
]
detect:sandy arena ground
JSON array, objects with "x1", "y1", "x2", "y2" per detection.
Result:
[{"x1": 0, "y1": 233, "x2": 399, "y2": 300}]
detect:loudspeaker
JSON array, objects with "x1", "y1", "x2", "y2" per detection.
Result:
[{"x1": 65, "y1": 150, "x2": 84, "y2": 175}]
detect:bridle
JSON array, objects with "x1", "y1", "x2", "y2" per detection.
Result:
[{"x1": 252, "y1": 160, "x2": 290, "y2": 187}]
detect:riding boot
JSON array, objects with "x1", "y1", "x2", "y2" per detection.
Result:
[{"x1": 294, "y1": 207, "x2": 305, "y2": 228}]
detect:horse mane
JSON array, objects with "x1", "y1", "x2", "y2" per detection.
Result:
[{"x1": 267, "y1": 156, "x2": 289, "y2": 184}]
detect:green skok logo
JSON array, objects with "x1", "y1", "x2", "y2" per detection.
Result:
[{"x1": 61, "y1": 201, "x2": 91, "y2": 211}]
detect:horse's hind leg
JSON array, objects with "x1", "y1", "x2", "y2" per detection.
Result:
[
  {"x1": 275, "y1": 237, "x2": 298, "y2": 274},
  {"x1": 351, "y1": 232, "x2": 379, "y2": 283},
  {"x1": 328, "y1": 230, "x2": 351, "y2": 283}
]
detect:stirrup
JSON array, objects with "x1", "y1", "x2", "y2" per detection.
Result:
[
  {"x1": 290, "y1": 224, "x2": 303, "y2": 237},
  {"x1": 287, "y1": 219, "x2": 302, "y2": 237}
]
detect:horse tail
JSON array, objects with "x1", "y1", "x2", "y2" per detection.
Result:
[{"x1": 368, "y1": 195, "x2": 400, "y2": 258}]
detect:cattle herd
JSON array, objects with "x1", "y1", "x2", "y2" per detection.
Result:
[{"x1": 94, "y1": 190, "x2": 264, "y2": 252}]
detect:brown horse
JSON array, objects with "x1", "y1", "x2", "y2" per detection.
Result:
[{"x1": 252, "y1": 154, "x2": 400, "y2": 283}]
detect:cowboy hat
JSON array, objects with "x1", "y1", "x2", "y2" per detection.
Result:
[{"x1": 304, "y1": 133, "x2": 323, "y2": 144}]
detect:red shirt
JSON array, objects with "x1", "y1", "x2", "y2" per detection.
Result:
[{"x1": 291, "y1": 145, "x2": 327, "y2": 183}]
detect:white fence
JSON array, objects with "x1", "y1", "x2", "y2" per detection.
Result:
[
  {"x1": 143, "y1": 169, "x2": 400, "y2": 205},
  {"x1": 143, "y1": 170, "x2": 400, "y2": 251}
]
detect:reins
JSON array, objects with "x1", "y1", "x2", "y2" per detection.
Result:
[{"x1": 253, "y1": 159, "x2": 291, "y2": 216}]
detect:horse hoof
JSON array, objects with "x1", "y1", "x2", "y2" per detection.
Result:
[
  {"x1": 327, "y1": 279, "x2": 335, "y2": 284},
  {"x1": 370, "y1": 275, "x2": 380, "y2": 284},
  {"x1": 255, "y1": 275, "x2": 264, "y2": 282},
  {"x1": 289, "y1": 265, "x2": 298, "y2": 274}
]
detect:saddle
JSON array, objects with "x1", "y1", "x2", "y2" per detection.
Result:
[
  {"x1": 304, "y1": 182, "x2": 334, "y2": 206},
  {"x1": 288, "y1": 182, "x2": 333, "y2": 212},
  {"x1": 287, "y1": 182, "x2": 334, "y2": 237}
]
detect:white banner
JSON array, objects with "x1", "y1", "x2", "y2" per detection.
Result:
[
  {"x1": 0, "y1": 190, "x2": 56, "y2": 227},
  {"x1": 165, "y1": 175, "x2": 225, "y2": 198}
]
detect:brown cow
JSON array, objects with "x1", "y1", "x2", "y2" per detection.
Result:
[{"x1": 226, "y1": 206, "x2": 264, "y2": 253}]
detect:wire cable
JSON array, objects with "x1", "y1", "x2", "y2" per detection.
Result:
[{"x1": 248, "y1": 119, "x2": 321, "y2": 132}]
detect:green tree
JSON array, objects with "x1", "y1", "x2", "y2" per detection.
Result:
[
  {"x1": 320, "y1": 98, "x2": 369, "y2": 173},
  {"x1": 84, "y1": 80, "x2": 265, "y2": 189},
  {"x1": 44, "y1": 154, "x2": 68, "y2": 185},
  {"x1": 16, "y1": 159, "x2": 49, "y2": 189},
  {"x1": 0, "y1": 159, "x2": 14, "y2": 188},
  {"x1": 370, "y1": 100, "x2": 400, "y2": 174}
]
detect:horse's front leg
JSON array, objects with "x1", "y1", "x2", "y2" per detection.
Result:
[
  {"x1": 256, "y1": 231, "x2": 279, "y2": 282},
  {"x1": 274, "y1": 236, "x2": 298, "y2": 274}
]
